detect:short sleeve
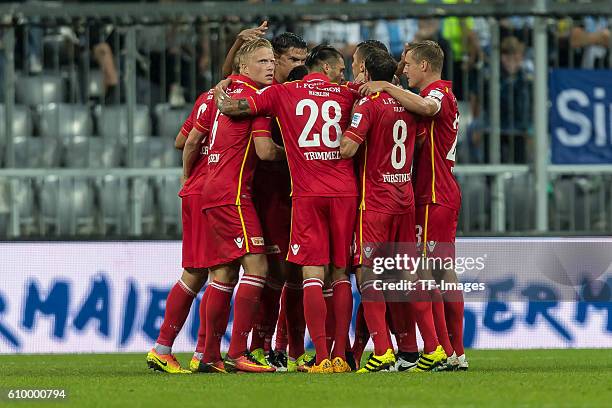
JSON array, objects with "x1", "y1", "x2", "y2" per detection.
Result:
[
  {"x1": 343, "y1": 97, "x2": 372, "y2": 144},
  {"x1": 247, "y1": 84, "x2": 282, "y2": 116},
  {"x1": 424, "y1": 88, "x2": 444, "y2": 116},
  {"x1": 251, "y1": 116, "x2": 272, "y2": 138},
  {"x1": 194, "y1": 100, "x2": 213, "y2": 133}
]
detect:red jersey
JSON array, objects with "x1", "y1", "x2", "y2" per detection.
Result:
[
  {"x1": 344, "y1": 92, "x2": 417, "y2": 214},
  {"x1": 196, "y1": 75, "x2": 272, "y2": 209},
  {"x1": 247, "y1": 73, "x2": 359, "y2": 198},
  {"x1": 414, "y1": 80, "x2": 461, "y2": 210},
  {"x1": 179, "y1": 89, "x2": 214, "y2": 197}
]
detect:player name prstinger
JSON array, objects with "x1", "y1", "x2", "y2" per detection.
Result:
[
  {"x1": 382, "y1": 173, "x2": 411, "y2": 183},
  {"x1": 303, "y1": 150, "x2": 341, "y2": 161}
]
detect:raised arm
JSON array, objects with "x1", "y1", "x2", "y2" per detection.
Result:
[
  {"x1": 359, "y1": 82, "x2": 440, "y2": 117},
  {"x1": 221, "y1": 21, "x2": 268, "y2": 77}
]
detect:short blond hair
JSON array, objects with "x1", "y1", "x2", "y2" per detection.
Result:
[
  {"x1": 235, "y1": 38, "x2": 273, "y2": 68},
  {"x1": 407, "y1": 40, "x2": 444, "y2": 74}
]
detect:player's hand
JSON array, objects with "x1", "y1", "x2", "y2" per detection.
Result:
[
  {"x1": 353, "y1": 72, "x2": 366, "y2": 84},
  {"x1": 359, "y1": 81, "x2": 388, "y2": 96},
  {"x1": 238, "y1": 21, "x2": 268, "y2": 42},
  {"x1": 214, "y1": 83, "x2": 231, "y2": 111},
  {"x1": 216, "y1": 77, "x2": 232, "y2": 91}
]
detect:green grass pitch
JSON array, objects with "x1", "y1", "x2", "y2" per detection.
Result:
[{"x1": 2, "y1": 349, "x2": 612, "y2": 407}]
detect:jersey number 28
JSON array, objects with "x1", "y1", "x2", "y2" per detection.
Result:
[{"x1": 296, "y1": 99, "x2": 342, "y2": 148}]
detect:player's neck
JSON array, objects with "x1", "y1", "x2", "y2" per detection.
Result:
[{"x1": 419, "y1": 74, "x2": 442, "y2": 91}]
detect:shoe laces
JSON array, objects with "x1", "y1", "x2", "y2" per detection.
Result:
[{"x1": 244, "y1": 351, "x2": 266, "y2": 366}]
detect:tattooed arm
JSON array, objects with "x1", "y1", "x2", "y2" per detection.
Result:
[{"x1": 214, "y1": 86, "x2": 253, "y2": 117}]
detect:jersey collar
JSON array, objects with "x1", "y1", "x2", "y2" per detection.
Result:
[
  {"x1": 303, "y1": 72, "x2": 331, "y2": 83},
  {"x1": 230, "y1": 74, "x2": 261, "y2": 91},
  {"x1": 420, "y1": 79, "x2": 453, "y2": 96}
]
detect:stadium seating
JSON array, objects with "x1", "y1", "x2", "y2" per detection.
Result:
[
  {"x1": 504, "y1": 174, "x2": 535, "y2": 231},
  {"x1": 15, "y1": 74, "x2": 65, "y2": 106},
  {"x1": 37, "y1": 103, "x2": 94, "y2": 142},
  {"x1": 95, "y1": 104, "x2": 152, "y2": 145},
  {"x1": 39, "y1": 176, "x2": 96, "y2": 235},
  {"x1": 0, "y1": 105, "x2": 33, "y2": 166},
  {"x1": 62, "y1": 135, "x2": 122, "y2": 168},
  {"x1": 13, "y1": 135, "x2": 61, "y2": 168},
  {"x1": 458, "y1": 175, "x2": 489, "y2": 232},
  {"x1": 154, "y1": 103, "x2": 191, "y2": 139},
  {"x1": 158, "y1": 175, "x2": 182, "y2": 234},
  {"x1": 97, "y1": 175, "x2": 130, "y2": 235}
]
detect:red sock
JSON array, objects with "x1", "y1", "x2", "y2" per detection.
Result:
[
  {"x1": 387, "y1": 302, "x2": 417, "y2": 353},
  {"x1": 274, "y1": 288, "x2": 289, "y2": 352},
  {"x1": 409, "y1": 288, "x2": 439, "y2": 354},
  {"x1": 303, "y1": 278, "x2": 328, "y2": 364},
  {"x1": 331, "y1": 279, "x2": 352, "y2": 359},
  {"x1": 324, "y1": 288, "x2": 335, "y2": 353},
  {"x1": 443, "y1": 290, "x2": 465, "y2": 356},
  {"x1": 250, "y1": 279, "x2": 282, "y2": 352},
  {"x1": 228, "y1": 274, "x2": 266, "y2": 359},
  {"x1": 156, "y1": 279, "x2": 196, "y2": 348},
  {"x1": 352, "y1": 303, "x2": 369, "y2": 365},
  {"x1": 195, "y1": 286, "x2": 211, "y2": 354},
  {"x1": 431, "y1": 288, "x2": 454, "y2": 356},
  {"x1": 203, "y1": 280, "x2": 234, "y2": 363},
  {"x1": 360, "y1": 281, "x2": 390, "y2": 355},
  {"x1": 284, "y1": 283, "x2": 305, "y2": 359}
]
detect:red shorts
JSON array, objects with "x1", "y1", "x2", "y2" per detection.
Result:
[
  {"x1": 254, "y1": 190, "x2": 291, "y2": 260},
  {"x1": 415, "y1": 204, "x2": 459, "y2": 259},
  {"x1": 202, "y1": 202, "x2": 266, "y2": 268},
  {"x1": 181, "y1": 194, "x2": 209, "y2": 269},
  {"x1": 288, "y1": 196, "x2": 357, "y2": 268},
  {"x1": 353, "y1": 209, "x2": 416, "y2": 267}
]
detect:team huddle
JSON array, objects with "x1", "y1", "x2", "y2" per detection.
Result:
[{"x1": 146, "y1": 25, "x2": 468, "y2": 374}]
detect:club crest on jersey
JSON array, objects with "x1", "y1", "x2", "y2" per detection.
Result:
[
  {"x1": 364, "y1": 246, "x2": 374, "y2": 259},
  {"x1": 234, "y1": 237, "x2": 244, "y2": 249},
  {"x1": 351, "y1": 112, "x2": 363, "y2": 128},
  {"x1": 427, "y1": 241, "x2": 437, "y2": 253},
  {"x1": 251, "y1": 237, "x2": 265, "y2": 246},
  {"x1": 290, "y1": 244, "x2": 300, "y2": 255}
]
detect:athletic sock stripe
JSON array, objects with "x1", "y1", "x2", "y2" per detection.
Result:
[
  {"x1": 177, "y1": 279, "x2": 197, "y2": 296},
  {"x1": 303, "y1": 282, "x2": 323, "y2": 289},
  {"x1": 332, "y1": 279, "x2": 350, "y2": 288},
  {"x1": 212, "y1": 280, "x2": 235, "y2": 288},
  {"x1": 303, "y1": 278, "x2": 324, "y2": 285},
  {"x1": 210, "y1": 283, "x2": 234, "y2": 293},
  {"x1": 242, "y1": 275, "x2": 266, "y2": 284},
  {"x1": 241, "y1": 280, "x2": 265, "y2": 288}
]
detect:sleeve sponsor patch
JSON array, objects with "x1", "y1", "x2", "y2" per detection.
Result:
[
  {"x1": 351, "y1": 112, "x2": 363, "y2": 128},
  {"x1": 427, "y1": 89, "x2": 445, "y2": 101},
  {"x1": 358, "y1": 97, "x2": 369, "y2": 106}
]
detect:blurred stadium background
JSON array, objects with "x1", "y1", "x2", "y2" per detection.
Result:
[
  {"x1": 1, "y1": 0, "x2": 611, "y2": 357},
  {"x1": 1, "y1": 0, "x2": 611, "y2": 239}
]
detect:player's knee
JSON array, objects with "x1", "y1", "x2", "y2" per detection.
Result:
[
  {"x1": 302, "y1": 265, "x2": 325, "y2": 281},
  {"x1": 241, "y1": 253, "x2": 268, "y2": 277},
  {"x1": 181, "y1": 268, "x2": 207, "y2": 292}
]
